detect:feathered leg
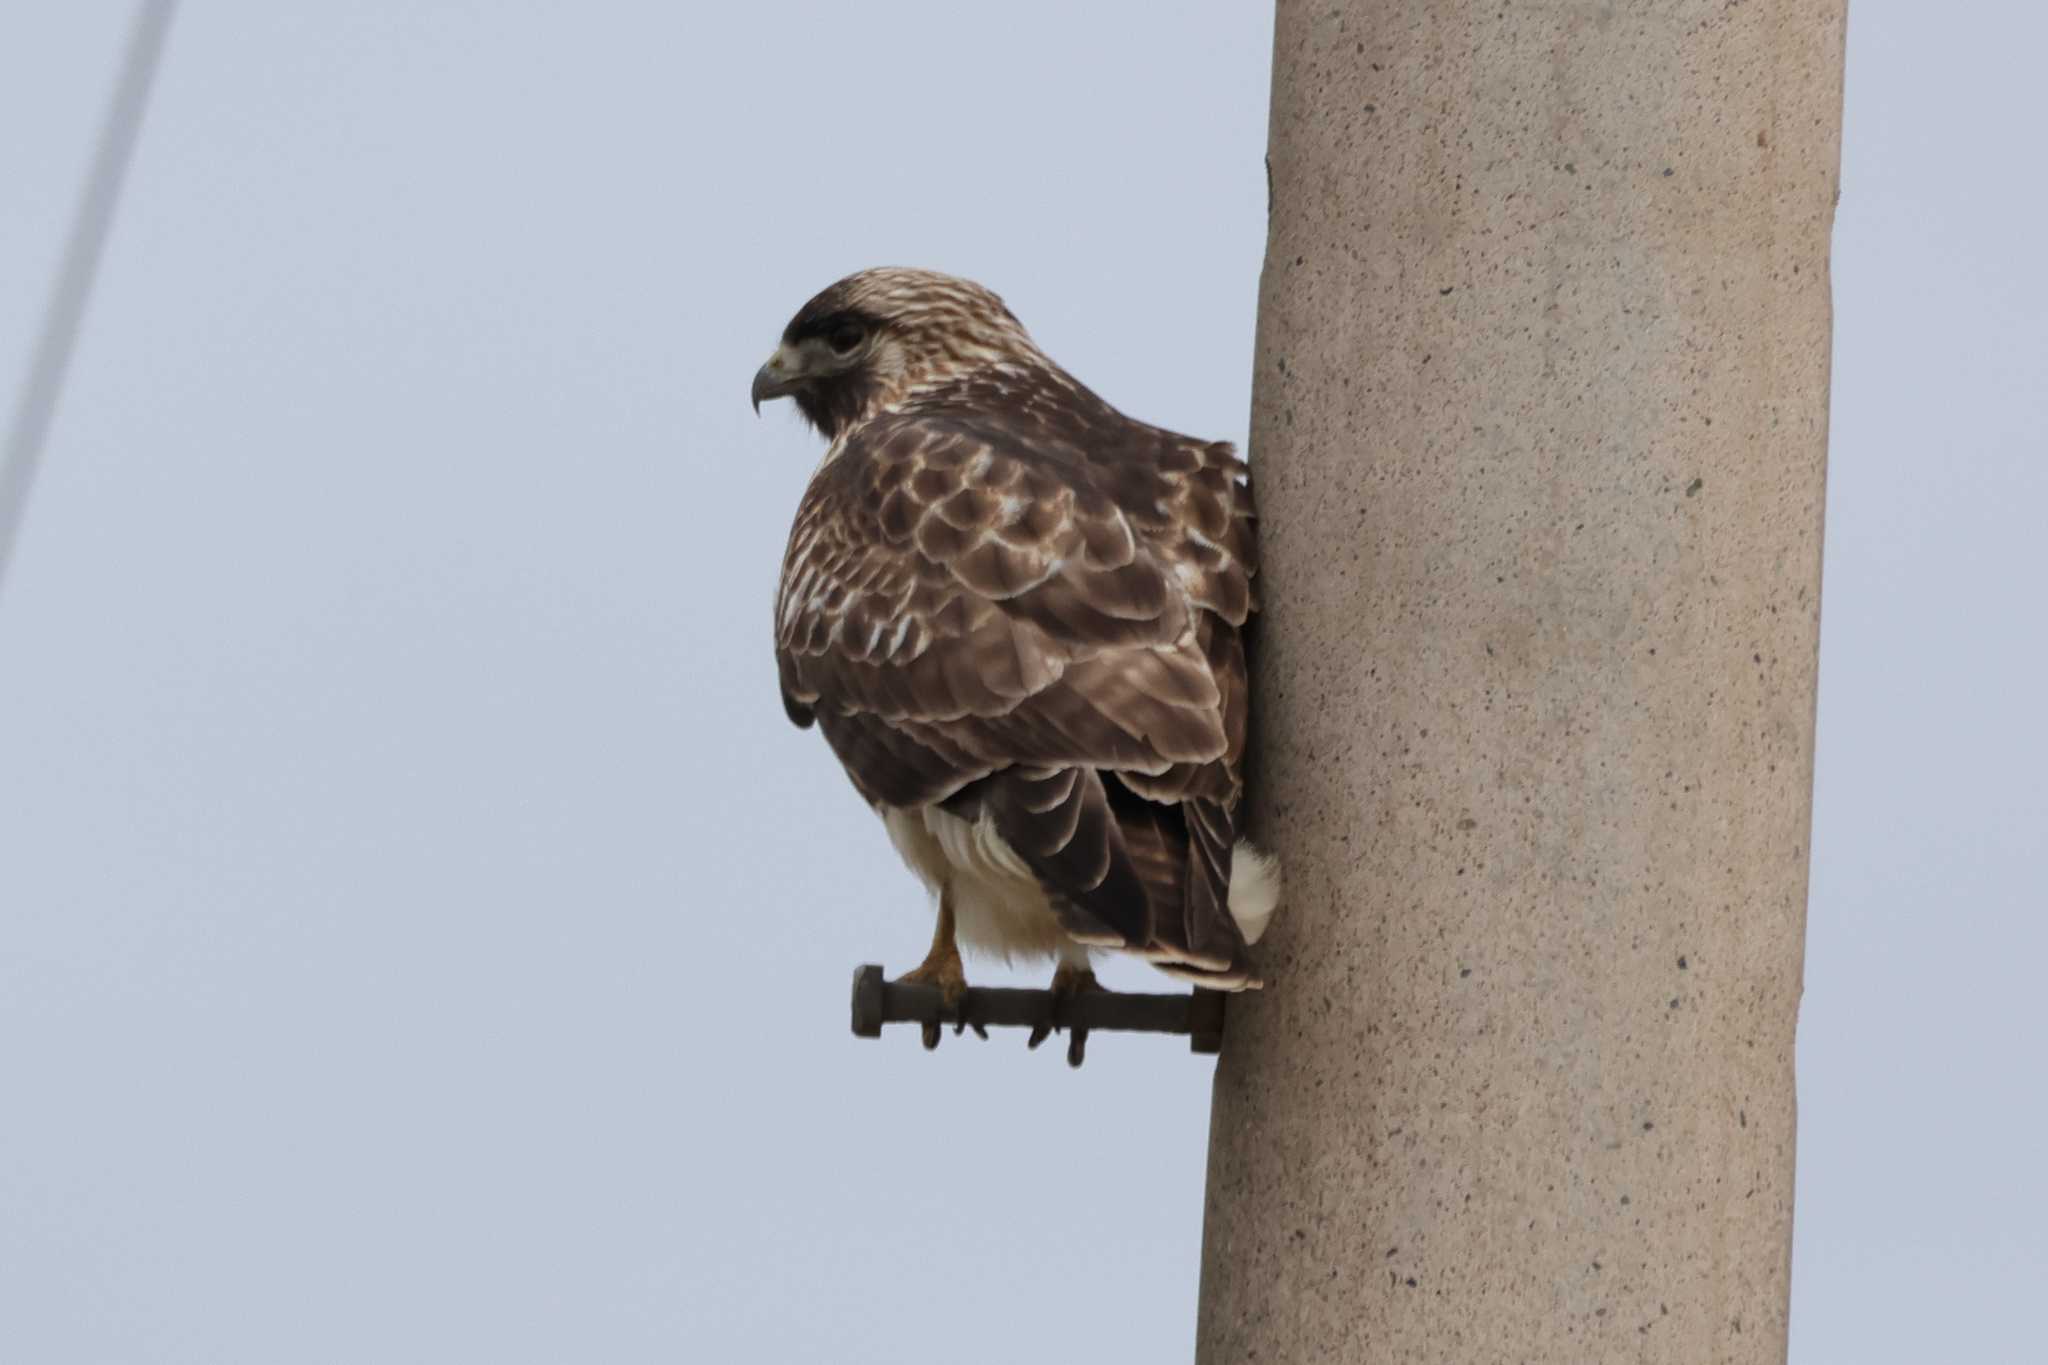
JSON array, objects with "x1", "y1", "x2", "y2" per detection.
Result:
[{"x1": 893, "y1": 884, "x2": 980, "y2": 1047}]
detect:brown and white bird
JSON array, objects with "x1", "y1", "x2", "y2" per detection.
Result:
[{"x1": 753, "y1": 268, "x2": 1278, "y2": 1056}]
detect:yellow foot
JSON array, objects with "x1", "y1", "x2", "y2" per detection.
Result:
[
  {"x1": 893, "y1": 953, "x2": 983, "y2": 1048},
  {"x1": 1027, "y1": 963, "x2": 1100, "y2": 1068}
]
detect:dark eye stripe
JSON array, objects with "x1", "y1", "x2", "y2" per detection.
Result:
[{"x1": 787, "y1": 306, "x2": 877, "y2": 351}]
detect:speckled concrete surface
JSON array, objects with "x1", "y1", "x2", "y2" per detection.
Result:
[{"x1": 1197, "y1": 3, "x2": 1844, "y2": 1361}]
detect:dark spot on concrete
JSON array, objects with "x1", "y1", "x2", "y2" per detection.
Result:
[
  {"x1": 1405, "y1": 1278, "x2": 1418, "y2": 1288},
  {"x1": 1438, "y1": 286, "x2": 1454, "y2": 295},
  {"x1": 1620, "y1": 1194, "x2": 1631, "y2": 1205},
  {"x1": 1662, "y1": 167, "x2": 1674, "y2": 176},
  {"x1": 1643, "y1": 1121, "x2": 1654, "y2": 1131},
  {"x1": 1564, "y1": 162, "x2": 1577, "y2": 174},
  {"x1": 1458, "y1": 817, "x2": 1477, "y2": 830},
  {"x1": 1686, "y1": 477, "x2": 1704, "y2": 497},
  {"x1": 1670, "y1": 997, "x2": 1681, "y2": 1009},
  {"x1": 1460, "y1": 967, "x2": 1472, "y2": 978},
  {"x1": 1678, "y1": 955, "x2": 1688, "y2": 969},
  {"x1": 1386, "y1": 1246, "x2": 1398, "y2": 1257},
  {"x1": 1364, "y1": 102, "x2": 1377, "y2": 113},
  {"x1": 1739, "y1": 1109, "x2": 1747, "y2": 1128},
  {"x1": 1757, "y1": 129, "x2": 1769, "y2": 148}
]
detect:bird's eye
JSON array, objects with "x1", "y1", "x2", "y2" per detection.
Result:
[{"x1": 827, "y1": 321, "x2": 866, "y2": 354}]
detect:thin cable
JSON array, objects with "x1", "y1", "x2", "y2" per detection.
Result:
[{"x1": 0, "y1": 0, "x2": 177, "y2": 603}]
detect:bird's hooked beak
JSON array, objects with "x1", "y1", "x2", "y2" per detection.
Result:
[{"x1": 751, "y1": 343, "x2": 802, "y2": 414}]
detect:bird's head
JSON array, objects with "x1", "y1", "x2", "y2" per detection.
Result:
[{"x1": 751, "y1": 267, "x2": 1037, "y2": 438}]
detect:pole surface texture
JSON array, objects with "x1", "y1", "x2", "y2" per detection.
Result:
[{"x1": 1199, "y1": 4, "x2": 1845, "y2": 1361}]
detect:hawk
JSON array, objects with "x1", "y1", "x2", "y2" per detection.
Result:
[{"x1": 753, "y1": 268, "x2": 1279, "y2": 1058}]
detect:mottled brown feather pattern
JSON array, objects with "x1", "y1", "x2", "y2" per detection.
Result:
[{"x1": 770, "y1": 268, "x2": 1264, "y2": 982}]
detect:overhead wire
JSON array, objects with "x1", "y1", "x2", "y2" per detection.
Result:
[{"x1": 0, "y1": 0, "x2": 177, "y2": 604}]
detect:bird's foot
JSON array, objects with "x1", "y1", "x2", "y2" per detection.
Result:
[
  {"x1": 893, "y1": 951, "x2": 982, "y2": 1047},
  {"x1": 1027, "y1": 963, "x2": 1100, "y2": 1068}
]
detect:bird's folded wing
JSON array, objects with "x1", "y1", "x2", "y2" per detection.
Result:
[{"x1": 774, "y1": 413, "x2": 1251, "y2": 799}]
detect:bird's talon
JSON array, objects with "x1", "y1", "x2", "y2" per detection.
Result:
[
  {"x1": 946, "y1": 984, "x2": 977, "y2": 1037},
  {"x1": 1035, "y1": 963, "x2": 1098, "y2": 1066},
  {"x1": 894, "y1": 937, "x2": 968, "y2": 1053}
]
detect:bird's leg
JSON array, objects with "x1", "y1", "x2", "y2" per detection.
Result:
[
  {"x1": 1027, "y1": 959, "x2": 1101, "y2": 1067},
  {"x1": 893, "y1": 886, "x2": 980, "y2": 1047}
]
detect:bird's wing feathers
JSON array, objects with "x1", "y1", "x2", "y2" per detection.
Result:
[{"x1": 775, "y1": 394, "x2": 1257, "y2": 956}]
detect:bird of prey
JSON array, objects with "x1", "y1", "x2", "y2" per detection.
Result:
[{"x1": 753, "y1": 268, "x2": 1278, "y2": 1060}]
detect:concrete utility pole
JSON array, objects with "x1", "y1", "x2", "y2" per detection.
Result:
[{"x1": 1199, "y1": 3, "x2": 1845, "y2": 1362}]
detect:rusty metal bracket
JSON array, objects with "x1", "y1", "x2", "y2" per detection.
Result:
[{"x1": 850, "y1": 963, "x2": 1225, "y2": 1059}]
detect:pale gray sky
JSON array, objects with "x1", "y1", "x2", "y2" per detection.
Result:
[{"x1": 0, "y1": 4, "x2": 2040, "y2": 1363}]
